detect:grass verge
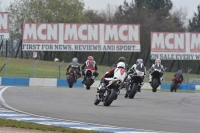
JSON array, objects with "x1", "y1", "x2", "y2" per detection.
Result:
[{"x1": 0, "y1": 118, "x2": 100, "y2": 133}]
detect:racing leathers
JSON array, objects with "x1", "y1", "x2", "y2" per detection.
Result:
[
  {"x1": 174, "y1": 72, "x2": 184, "y2": 84},
  {"x1": 81, "y1": 60, "x2": 98, "y2": 83},
  {"x1": 66, "y1": 62, "x2": 81, "y2": 79},
  {"x1": 148, "y1": 63, "x2": 164, "y2": 83},
  {"x1": 126, "y1": 63, "x2": 146, "y2": 92}
]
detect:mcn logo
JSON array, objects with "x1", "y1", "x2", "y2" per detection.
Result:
[
  {"x1": 23, "y1": 23, "x2": 59, "y2": 43},
  {"x1": 0, "y1": 12, "x2": 9, "y2": 33},
  {"x1": 64, "y1": 24, "x2": 99, "y2": 44},
  {"x1": 190, "y1": 33, "x2": 200, "y2": 52},
  {"x1": 151, "y1": 32, "x2": 185, "y2": 52},
  {"x1": 104, "y1": 24, "x2": 140, "y2": 44}
]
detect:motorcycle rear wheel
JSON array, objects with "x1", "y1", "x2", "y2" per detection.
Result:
[
  {"x1": 128, "y1": 83, "x2": 137, "y2": 99},
  {"x1": 103, "y1": 89, "x2": 116, "y2": 106}
]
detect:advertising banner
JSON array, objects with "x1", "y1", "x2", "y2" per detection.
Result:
[
  {"x1": 151, "y1": 32, "x2": 200, "y2": 60},
  {"x1": 22, "y1": 23, "x2": 140, "y2": 52},
  {"x1": 0, "y1": 12, "x2": 9, "y2": 39}
]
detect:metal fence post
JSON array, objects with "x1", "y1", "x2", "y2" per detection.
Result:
[
  {"x1": 58, "y1": 61, "x2": 64, "y2": 78},
  {"x1": 34, "y1": 60, "x2": 39, "y2": 78},
  {"x1": 5, "y1": 58, "x2": 11, "y2": 77},
  {"x1": 187, "y1": 67, "x2": 192, "y2": 83},
  {"x1": 163, "y1": 67, "x2": 167, "y2": 83}
]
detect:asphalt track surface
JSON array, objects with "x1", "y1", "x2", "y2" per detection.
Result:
[{"x1": 3, "y1": 87, "x2": 200, "y2": 133}]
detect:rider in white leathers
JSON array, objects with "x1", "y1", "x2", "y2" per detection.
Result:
[{"x1": 97, "y1": 62, "x2": 127, "y2": 93}]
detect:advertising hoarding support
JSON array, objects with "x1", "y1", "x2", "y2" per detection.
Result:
[
  {"x1": 15, "y1": 39, "x2": 22, "y2": 58},
  {"x1": 0, "y1": 40, "x2": 3, "y2": 50},
  {"x1": 197, "y1": 65, "x2": 200, "y2": 74}
]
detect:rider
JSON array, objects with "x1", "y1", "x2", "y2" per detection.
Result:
[
  {"x1": 97, "y1": 62, "x2": 126, "y2": 93},
  {"x1": 148, "y1": 58, "x2": 165, "y2": 83},
  {"x1": 174, "y1": 70, "x2": 184, "y2": 84},
  {"x1": 81, "y1": 56, "x2": 98, "y2": 83},
  {"x1": 127, "y1": 58, "x2": 146, "y2": 92},
  {"x1": 114, "y1": 57, "x2": 129, "y2": 71},
  {"x1": 66, "y1": 57, "x2": 81, "y2": 79}
]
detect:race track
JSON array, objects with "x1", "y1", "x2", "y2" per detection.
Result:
[{"x1": 3, "y1": 87, "x2": 200, "y2": 133}]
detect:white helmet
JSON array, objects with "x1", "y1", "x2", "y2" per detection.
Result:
[
  {"x1": 155, "y1": 58, "x2": 161, "y2": 64},
  {"x1": 117, "y1": 62, "x2": 125, "y2": 69},
  {"x1": 136, "y1": 58, "x2": 143, "y2": 64},
  {"x1": 72, "y1": 57, "x2": 78, "y2": 63}
]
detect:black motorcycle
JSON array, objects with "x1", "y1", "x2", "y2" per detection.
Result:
[
  {"x1": 149, "y1": 66, "x2": 163, "y2": 92},
  {"x1": 170, "y1": 77, "x2": 180, "y2": 92},
  {"x1": 94, "y1": 78, "x2": 123, "y2": 106},
  {"x1": 83, "y1": 69, "x2": 96, "y2": 90},
  {"x1": 125, "y1": 66, "x2": 145, "y2": 99},
  {"x1": 66, "y1": 71, "x2": 77, "y2": 88}
]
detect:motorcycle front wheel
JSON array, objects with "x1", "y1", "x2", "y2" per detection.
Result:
[{"x1": 152, "y1": 78, "x2": 159, "y2": 92}]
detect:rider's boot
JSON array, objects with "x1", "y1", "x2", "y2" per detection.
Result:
[
  {"x1": 97, "y1": 83, "x2": 105, "y2": 93},
  {"x1": 148, "y1": 75, "x2": 152, "y2": 83}
]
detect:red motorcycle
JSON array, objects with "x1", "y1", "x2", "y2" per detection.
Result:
[
  {"x1": 66, "y1": 71, "x2": 77, "y2": 88},
  {"x1": 170, "y1": 77, "x2": 180, "y2": 92}
]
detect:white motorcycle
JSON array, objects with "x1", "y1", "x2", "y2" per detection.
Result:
[
  {"x1": 125, "y1": 64, "x2": 145, "y2": 99},
  {"x1": 94, "y1": 67, "x2": 127, "y2": 106}
]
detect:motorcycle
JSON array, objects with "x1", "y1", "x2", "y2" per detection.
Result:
[
  {"x1": 170, "y1": 77, "x2": 180, "y2": 92},
  {"x1": 125, "y1": 66, "x2": 145, "y2": 99},
  {"x1": 83, "y1": 69, "x2": 96, "y2": 90},
  {"x1": 94, "y1": 78, "x2": 124, "y2": 106},
  {"x1": 94, "y1": 68, "x2": 126, "y2": 106},
  {"x1": 66, "y1": 71, "x2": 77, "y2": 88},
  {"x1": 149, "y1": 66, "x2": 163, "y2": 92}
]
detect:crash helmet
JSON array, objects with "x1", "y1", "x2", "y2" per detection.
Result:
[
  {"x1": 155, "y1": 58, "x2": 161, "y2": 64},
  {"x1": 72, "y1": 57, "x2": 78, "y2": 63},
  {"x1": 119, "y1": 57, "x2": 126, "y2": 62},
  {"x1": 87, "y1": 56, "x2": 94, "y2": 61},
  {"x1": 117, "y1": 62, "x2": 125, "y2": 69},
  {"x1": 136, "y1": 58, "x2": 143, "y2": 65},
  {"x1": 178, "y1": 70, "x2": 182, "y2": 73}
]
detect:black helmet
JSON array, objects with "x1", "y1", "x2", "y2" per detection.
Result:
[{"x1": 119, "y1": 57, "x2": 126, "y2": 62}]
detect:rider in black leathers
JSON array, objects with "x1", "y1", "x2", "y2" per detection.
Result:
[
  {"x1": 126, "y1": 58, "x2": 146, "y2": 92},
  {"x1": 66, "y1": 58, "x2": 81, "y2": 79},
  {"x1": 113, "y1": 57, "x2": 129, "y2": 72},
  {"x1": 174, "y1": 70, "x2": 184, "y2": 84}
]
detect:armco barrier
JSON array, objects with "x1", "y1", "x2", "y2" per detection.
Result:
[
  {"x1": 196, "y1": 85, "x2": 200, "y2": 90},
  {"x1": 0, "y1": 77, "x2": 199, "y2": 90},
  {"x1": 57, "y1": 79, "x2": 83, "y2": 87},
  {"x1": 161, "y1": 84, "x2": 196, "y2": 90},
  {"x1": 0, "y1": 77, "x2": 84, "y2": 87},
  {"x1": 30, "y1": 78, "x2": 57, "y2": 87},
  {"x1": 1, "y1": 77, "x2": 29, "y2": 86}
]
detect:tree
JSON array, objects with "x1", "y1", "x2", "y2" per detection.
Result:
[
  {"x1": 8, "y1": 0, "x2": 88, "y2": 60},
  {"x1": 188, "y1": 4, "x2": 200, "y2": 32},
  {"x1": 135, "y1": 0, "x2": 173, "y2": 18}
]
